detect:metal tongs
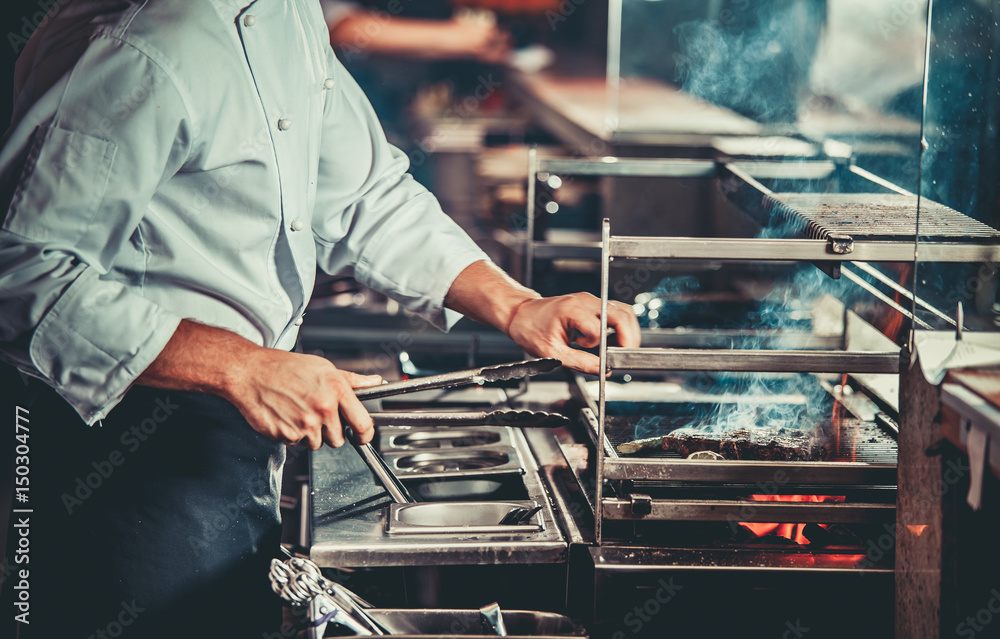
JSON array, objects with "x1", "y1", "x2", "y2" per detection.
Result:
[
  {"x1": 347, "y1": 428, "x2": 414, "y2": 504},
  {"x1": 354, "y1": 358, "x2": 561, "y2": 401},
  {"x1": 269, "y1": 554, "x2": 385, "y2": 637},
  {"x1": 370, "y1": 409, "x2": 571, "y2": 429}
]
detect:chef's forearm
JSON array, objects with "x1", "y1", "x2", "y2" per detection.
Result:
[
  {"x1": 135, "y1": 319, "x2": 261, "y2": 402},
  {"x1": 444, "y1": 260, "x2": 541, "y2": 334}
]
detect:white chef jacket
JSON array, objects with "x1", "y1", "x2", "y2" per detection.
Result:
[{"x1": 0, "y1": 0, "x2": 488, "y2": 425}]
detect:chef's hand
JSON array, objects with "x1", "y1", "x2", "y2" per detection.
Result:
[
  {"x1": 136, "y1": 319, "x2": 380, "y2": 450},
  {"x1": 230, "y1": 350, "x2": 381, "y2": 450},
  {"x1": 506, "y1": 292, "x2": 641, "y2": 374},
  {"x1": 445, "y1": 261, "x2": 642, "y2": 375}
]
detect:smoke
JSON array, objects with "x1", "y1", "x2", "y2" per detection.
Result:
[
  {"x1": 673, "y1": 1, "x2": 825, "y2": 124},
  {"x1": 633, "y1": 263, "x2": 865, "y2": 439}
]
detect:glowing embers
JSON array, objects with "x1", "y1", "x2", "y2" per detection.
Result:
[{"x1": 740, "y1": 494, "x2": 847, "y2": 545}]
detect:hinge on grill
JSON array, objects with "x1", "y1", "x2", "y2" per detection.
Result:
[
  {"x1": 629, "y1": 493, "x2": 653, "y2": 516},
  {"x1": 828, "y1": 233, "x2": 854, "y2": 254}
]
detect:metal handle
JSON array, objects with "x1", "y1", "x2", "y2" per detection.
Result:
[
  {"x1": 354, "y1": 358, "x2": 561, "y2": 401},
  {"x1": 349, "y1": 432, "x2": 413, "y2": 504}
]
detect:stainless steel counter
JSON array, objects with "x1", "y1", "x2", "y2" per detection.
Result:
[{"x1": 309, "y1": 420, "x2": 567, "y2": 568}]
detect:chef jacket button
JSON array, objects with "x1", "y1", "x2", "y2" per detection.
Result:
[
  {"x1": 294, "y1": 316, "x2": 304, "y2": 327},
  {"x1": 323, "y1": 78, "x2": 335, "y2": 90},
  {"x1": 243, "y1": 14, "x2": 256, "y2": 26},
  {"x1": 290, "y1": 219, "x2": 305, "y2": 232},
  {"x1": 278, "y1": 118, "x2": 292, "y2": 131}
]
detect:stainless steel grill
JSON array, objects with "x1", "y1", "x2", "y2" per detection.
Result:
[
  {"x1": 602, "y1": 416, "x2": 898, "y2": 465},
  {"x1": 762, "y1": 193, "x2": 1000, "y2": 242}
]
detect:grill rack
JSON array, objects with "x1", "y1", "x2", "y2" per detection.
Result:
[{"x1": 594, "y1": 219, "x2": 901, "y2": 543}]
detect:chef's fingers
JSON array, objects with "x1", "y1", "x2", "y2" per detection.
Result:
[
  {"x1": 301, "y1": 413, "x2": 324, "y2": 451},
  {"x1": 568, "y1": 305, "x2": 603, "y2": 350},
  {"x1": 551, "y1": 346, "x2": 601, "y2": 376},
  {"x1": 337, "y1": 371, "x2": 376, "y2": 444},
  {"x1": 607, "y1": 301, "x2": 642, "y2": 347},
  {"x1": 322, "y1": 419, "x2": 345, "y2": 449},
  {"x1": 346, "y1": 372, "x2": 383, "y2": 390}
]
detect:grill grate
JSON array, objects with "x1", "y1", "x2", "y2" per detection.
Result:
[
  {"x1": 605, "y1": 415, "x2": 897, "y2": 464},
  {"x1": 762, "y1": 193, "x2": 1000, "y2": 243}
]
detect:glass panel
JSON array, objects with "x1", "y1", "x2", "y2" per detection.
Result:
[
  {"x1": 914, "y1": 0, "x2": 1000, "y2": 335},
  {"x1": 612, "y1": 0, "x2": 927, "y2": 192}
]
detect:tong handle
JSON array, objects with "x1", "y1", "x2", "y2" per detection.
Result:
[
  {"x1": 349, "y1": 432, "x2": 413, "y2": 504},
  {"x1": 355, "y1": 370, "x2": 485, "y2": 400}
]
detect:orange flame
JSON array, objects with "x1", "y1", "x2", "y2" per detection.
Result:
[{"x1": 741, "y1": 494, "x2": 846, "y2": 545}]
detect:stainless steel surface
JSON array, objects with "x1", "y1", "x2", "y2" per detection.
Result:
[
  {"x1": 371, "y1": 410, "x2": 571, "y2": 429},
  {"x1": 608, "y1": 236, "x2": 1000, "y2": 262},
  {"x1": 845, "y1": 310, "x2": 902, "y2": 413},
  {"x1": 639, "y1": 328, "x2": 842, "y2": 350},
  {"x1": 584, "y1": 545, "x2": 893, "y2": 574},
  {"x1": 526, "y1": 147, "x2": 537, "y2": 287},
  {"x1": 602, "y1": 498, "x2": 894, "y2": 523},
  {"x1": 537, "y1": 157, "x2": 715, "y2": 177},
  {"x1": 596, "y1": 219, "x2": 612, "y2": 545},
  {"x1": 602, "y1": 458, "x2": 896, "y2": 484},
  {"x1": 380, "y1": 427, "x2": 509, "y2": 451},
  {"x1": 354, "y1": 608, "x2": 587, "y2": 637},
  {"x1": 310, "y1": 426, "x2": 566, "y2": 567},
  {"x1": 529, "y1": 242, "x2": 601, "y2": 261},
  {"x1": 498, "y1": 505, "x2": 544, "y2": 525},
  {"x1": 354, "y1": 440, "x2": 414, "y2": 504},
  {"x1": 846, "y1": 262, "x2": 957, "y2": 327},
  {"x1": 606, "y1": 347, "x2": 903, "y2": 373},
  {"x1": 382, "y1": 447, "x2": 524, "y2": 480},
  {"x1": 768, "y1": 193, "x2": 1000, "y2": 241},
  {"x1": 840, "y1": 266, "x2": 933, "y2": 330},
  {"x1": 355, "y1": 359, "x2": 561, "y2": 401},
  {"x1": 727, "y1": 160, "x2": 837, "y2": 180},
  {"x1": 386, "y1": 501, "x2": 543, "y2": 535}
]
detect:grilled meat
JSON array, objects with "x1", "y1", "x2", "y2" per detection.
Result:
[{"x1": 661, "y1": 427, "x2": 831, "y2": 461}]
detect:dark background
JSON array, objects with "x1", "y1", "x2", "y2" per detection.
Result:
[{"x1": 2, "y1": 0, "x2": 47, "y2": 131}]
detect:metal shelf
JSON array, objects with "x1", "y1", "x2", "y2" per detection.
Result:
[
  {"x1": 607, "y1": 347, "x2": 902, "y2": 374},
  {"x1": 603, "y1": 498, "x2": 895, "y2": 524}
]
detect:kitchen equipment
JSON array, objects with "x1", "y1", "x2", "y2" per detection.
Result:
[
  {"x1": 348, "y1": 429, "x2": 414, "y2": 504},
  {"x1": 269, "y1": 555, "x2": 385, "y2": 637},
  {"x1": 371, "y1": 410, "x2": 571, "y2": 429},
  {"x1": 355, "y1": 359, "x2": 561, "y2": 401},
  {"x1": 385, "y1": 501, "x2": 544, "y2": 535}
]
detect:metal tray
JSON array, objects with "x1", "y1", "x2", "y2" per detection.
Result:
[
  {"x1": 385, "y1": 501, "x2": 543, "y2": 536},
  {"x1": 379, "y1": 426, "x2": 512, "y2": 451},
  {"x1": 381, "y1": 445, "x2": 525, "y2": 480},
  {"x1": 325, "y1": 608, "x2": 586, "y2": 637}
]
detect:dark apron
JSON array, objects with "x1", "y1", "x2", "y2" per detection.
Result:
[{"x1": 1, "y1": 363, "x2": 285, "y2": 638}]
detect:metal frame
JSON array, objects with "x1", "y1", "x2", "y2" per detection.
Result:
[
  {"x1": 595, "y1": 219, "x2": 901, "y2": 544},
  {"x1": 523, "y1": 155, "x2": 1000, "y2": 288}
]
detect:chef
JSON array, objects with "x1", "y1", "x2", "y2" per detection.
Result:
[{"x1": 0, "y1": 0, "x2": 638, "y2": 637}]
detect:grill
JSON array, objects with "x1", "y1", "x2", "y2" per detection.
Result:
[
  {"x1": 602, "y1": 415, "x2": 897, "y2": 465},
  {"x1": 592, "y1": 218, "x2": 902, "y2": 539},
  {"x1": 760, "y1": 193, "x2": 1000, "y2": 242}
]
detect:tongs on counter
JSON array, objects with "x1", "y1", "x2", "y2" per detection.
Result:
[
  {"x1": 349, "y1": 358, "x2": 564, "y2": 505},
  {"x1": 270, "y1": 553, "x2": 384, "y2": 637}
]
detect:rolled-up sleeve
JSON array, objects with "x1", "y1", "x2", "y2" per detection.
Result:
[
  {"x1": 311, "y1": 50, "x2": 488, "y2": 330},
  {"x1": 0, "y1": 36, "x2": 191, "y2": 424}
]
